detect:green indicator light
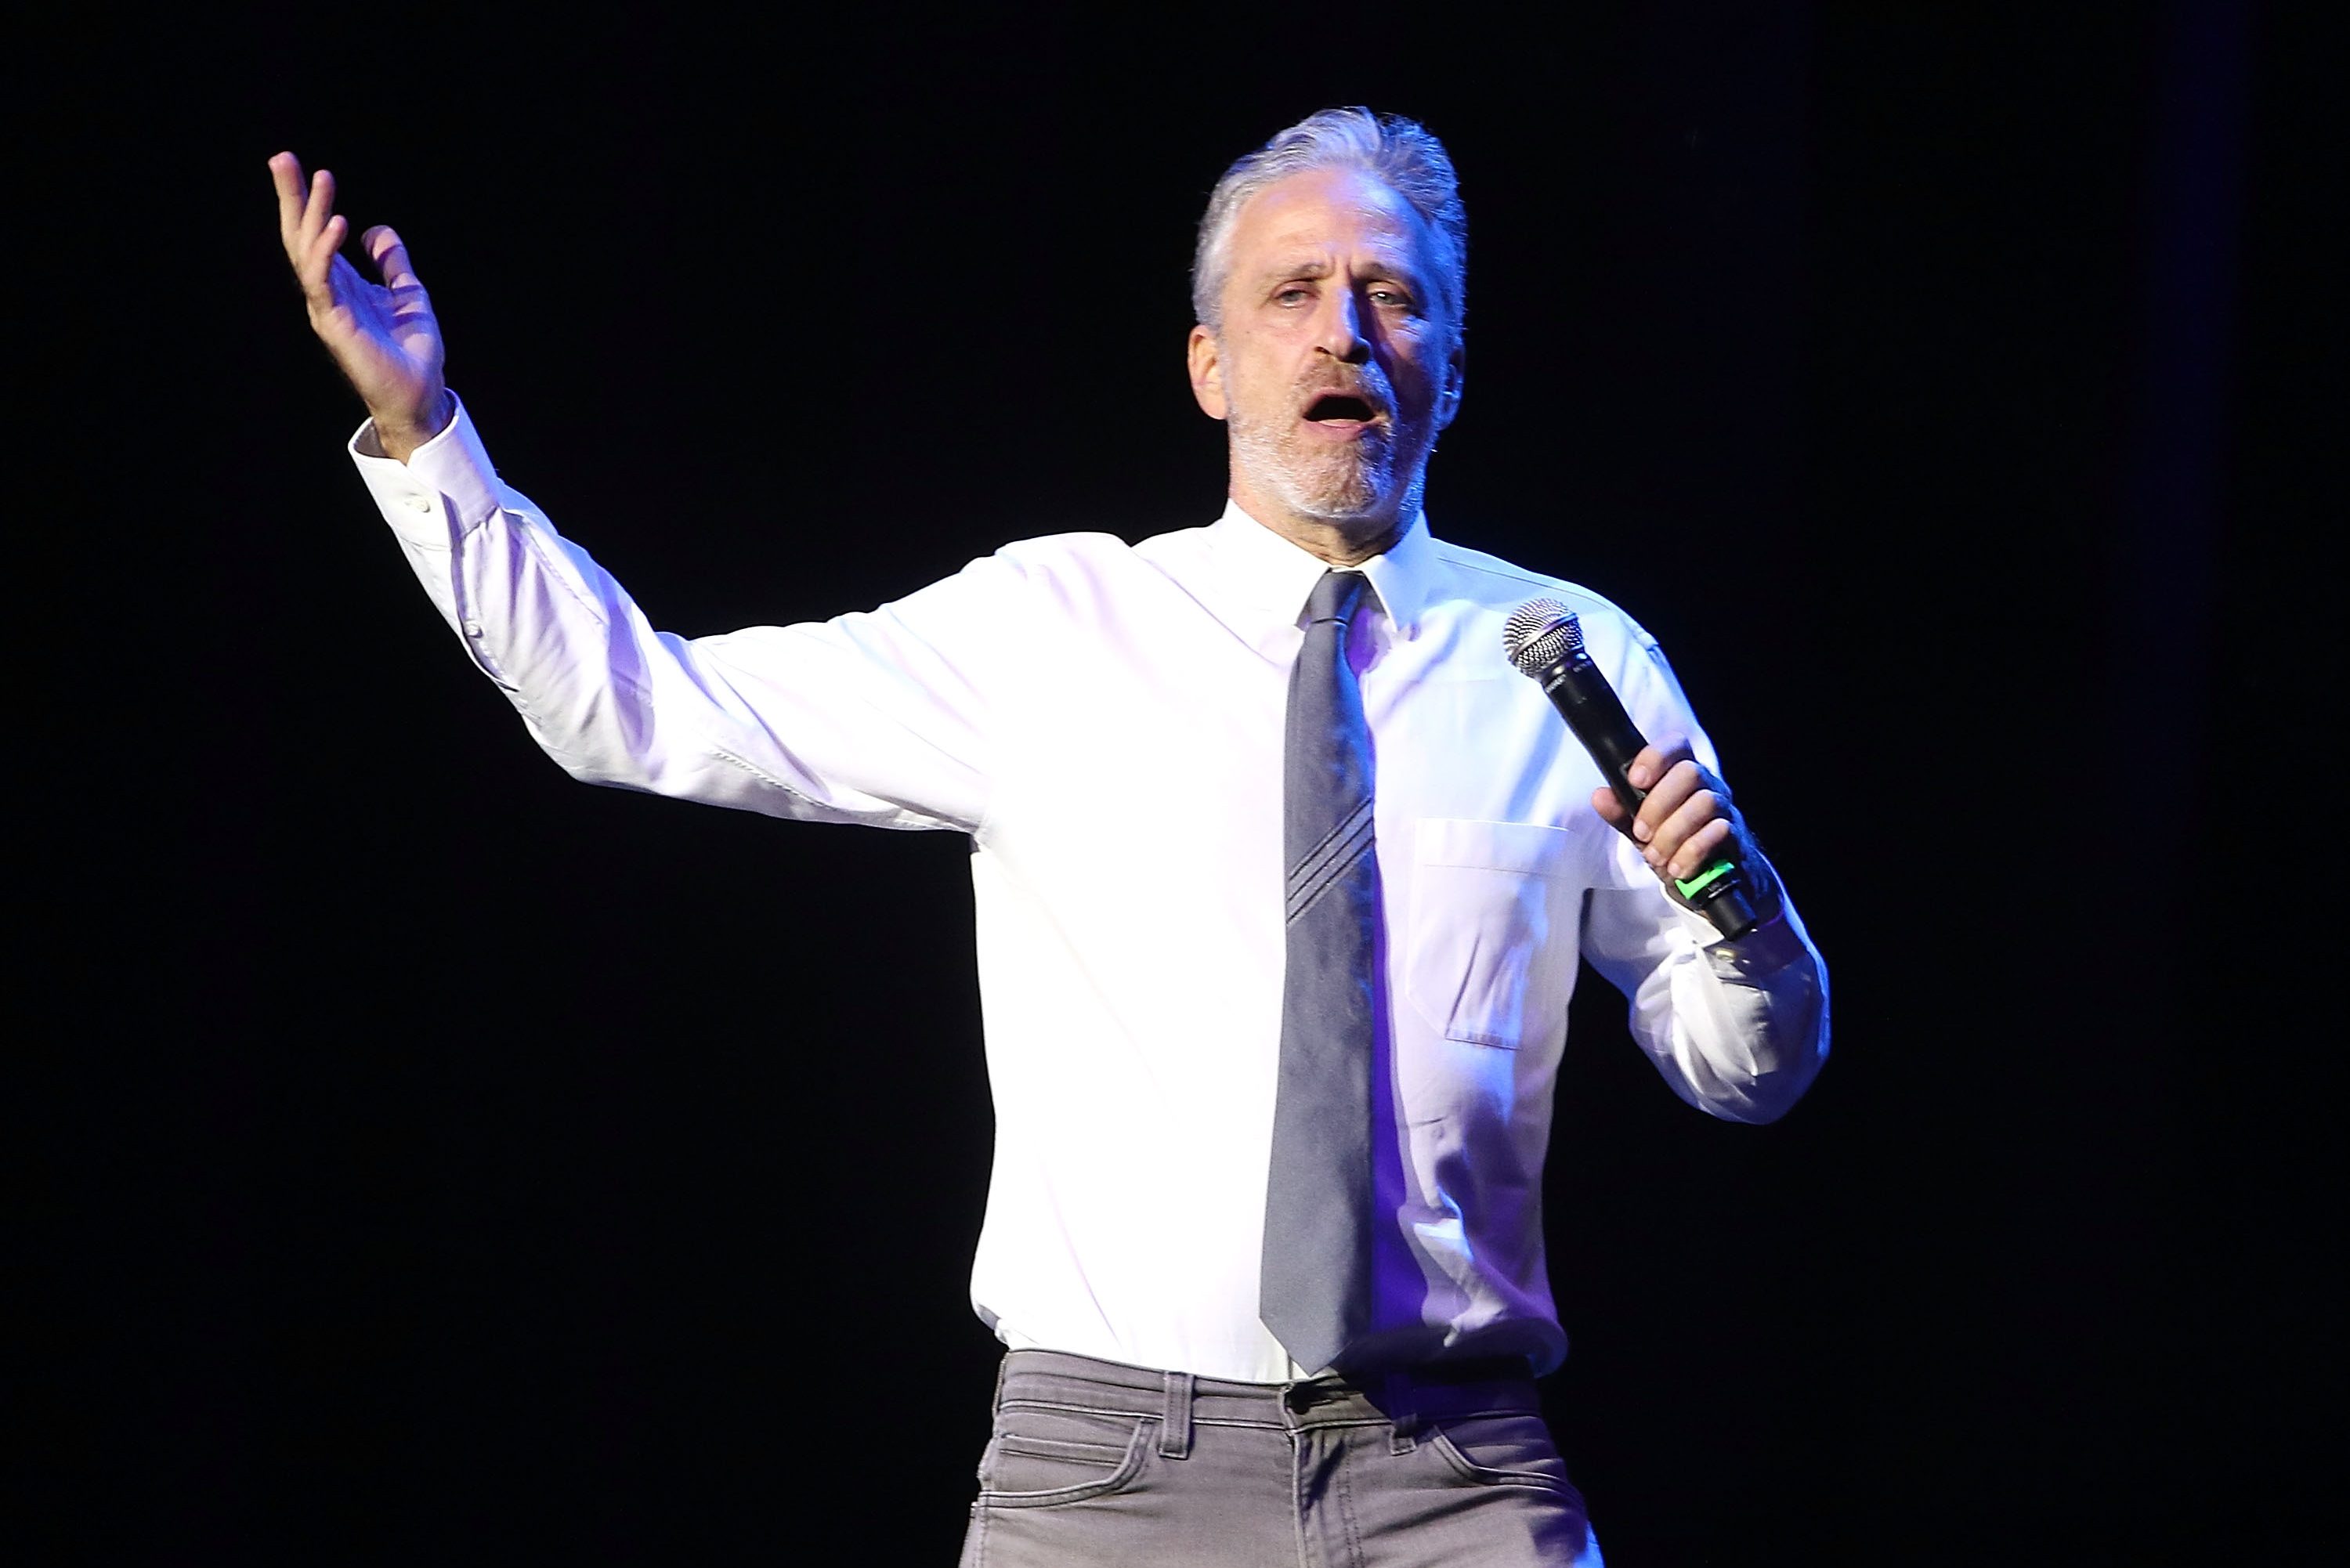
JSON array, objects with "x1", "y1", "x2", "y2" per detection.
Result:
[{"x1": 1674, "y1": 860, "x2": 1735, "y2": 900}]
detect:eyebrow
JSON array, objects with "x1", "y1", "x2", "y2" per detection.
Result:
[{"x1": 1252, "y1": 255, "x2": 1426, "y2": 287}]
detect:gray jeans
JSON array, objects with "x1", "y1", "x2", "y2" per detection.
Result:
[{"x1": 958, "y1": 1349, "x2": 1602, "y2": 1567}]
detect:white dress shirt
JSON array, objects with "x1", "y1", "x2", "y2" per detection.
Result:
[{"x1": 352, "y1": 396, "x2": 1828, "y2": 1383}]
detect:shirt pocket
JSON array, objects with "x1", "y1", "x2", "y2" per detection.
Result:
[{"x1": 1405, "y1": 818, "x2": 1585, "y2": 1051}]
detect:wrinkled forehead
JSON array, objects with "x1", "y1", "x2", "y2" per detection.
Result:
[{"x1": 1227, "y1": 167, "x2": 1441, "y2": 284}]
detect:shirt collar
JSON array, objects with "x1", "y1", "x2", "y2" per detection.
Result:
[{"x1": 1208, "y1": 501, "x2": 1437, "y2": 635}]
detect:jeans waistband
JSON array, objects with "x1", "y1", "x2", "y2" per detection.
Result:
[{"x1": 993, "y1": 1347, "x2": 1543, "y2": 1443}]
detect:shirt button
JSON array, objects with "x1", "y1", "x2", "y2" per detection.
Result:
[
  {"x1": 462, "y1": 620, "x2": 485, "y2": 638},
  {"x1": 402, "y1": 494, "x2": 433, "y2": 513}
]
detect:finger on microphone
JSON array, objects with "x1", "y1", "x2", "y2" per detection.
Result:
[{"x1": 1668, "y1": 819, "x2": 1734, "y2": 883}]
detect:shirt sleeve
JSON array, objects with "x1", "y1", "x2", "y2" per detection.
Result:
[
  {"x1": 1574, "y1": 626, "x2": 1831, "y2": 1124},
  {"x1": 349, "y1": 394, "x2": 1007, "y2": 833}
]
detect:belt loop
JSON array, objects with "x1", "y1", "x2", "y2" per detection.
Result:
[
  {"x1": 1159, "y1": 1370, "x2": 1195, "y2": 1459},
  {"x1": 1385, "y1": 1371, "x2": 1419, "y2": 1455},
  {"x1": 991, "y1": 1353, "x2": 1010, "y2": 1417}
]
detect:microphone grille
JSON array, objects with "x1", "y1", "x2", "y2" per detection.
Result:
[{"x1": 1502, "y1": 598, "x2": 1583, "y2": 677}]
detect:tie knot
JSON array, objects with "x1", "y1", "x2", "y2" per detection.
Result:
[{"x1": 1307, "y1": 570, "x2": 1371, "y2": 628}]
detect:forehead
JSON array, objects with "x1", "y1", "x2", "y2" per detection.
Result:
[{"x1": 1227, "y1": 167, "x2": 1434, "y2": 276}]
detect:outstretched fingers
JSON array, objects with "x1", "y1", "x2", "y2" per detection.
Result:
[
  {"x1": 302, "y1": 212, "x2": 349, "y2": 307},
  {"x1": 268, "y1": 150, "x2": 449, "y2": 441},
  {"x1": 270, "y1": 154, "x2": 352, "y2": 307},
  {"x1": 268, "y1": 152, "x2": 309, "y2": 252}
]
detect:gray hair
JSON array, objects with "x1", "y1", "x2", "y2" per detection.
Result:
[{"x1": 1190, "y1": 107, "x2": 1468, "y2": 338}]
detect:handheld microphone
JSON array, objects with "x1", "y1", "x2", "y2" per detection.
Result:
[{"x1": 1502, "y1": 599, "x2": 1762, "y2": 940}]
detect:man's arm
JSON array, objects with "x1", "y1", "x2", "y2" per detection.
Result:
[
  {"x1": 1575, "y1": 634, "x2": 1830, "y2": 1122},
  {"x1": 1582, "y1": 777, "x2": 1829, "y2": 1124},
  {"x1": 271, "y1": 154, "x2": 1003, "y2": 832}
]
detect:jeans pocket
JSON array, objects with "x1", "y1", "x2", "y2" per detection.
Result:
[
  {"x1": 978, "y1": 1405, "x2": 1152, "y2": 1508},
  {"x1": 1427, "y1": 1412, "x2": 1582, "y2": 1498}
]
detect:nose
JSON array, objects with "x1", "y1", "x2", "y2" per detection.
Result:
[{"x1": 1315, "y1": 288, "x2": 1371, "y2": 365}]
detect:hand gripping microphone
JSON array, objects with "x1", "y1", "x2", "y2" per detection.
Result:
[{"x1": 1503, "y1": 599, "x2": 1762, "y2": 940}]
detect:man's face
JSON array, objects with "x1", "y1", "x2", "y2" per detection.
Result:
[{"x1": 1188, "y1": 166, "x2": 1462, "y2": 549}]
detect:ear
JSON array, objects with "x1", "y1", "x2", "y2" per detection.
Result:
[
  {"x1": 1188, "y1": 324, "x2": 1229, "y2": 421},
  {"x1": 1434, "y1": 337, "x2": 1466, "y2": 432}
]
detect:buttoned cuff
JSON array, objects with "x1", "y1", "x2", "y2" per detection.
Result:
[{"x1": 349, "y1": 391, "x2": 503, "y2": 550}]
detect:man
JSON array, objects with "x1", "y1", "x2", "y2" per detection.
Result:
[{"x1": 270, "y1": 108, "x2": 1826, "y2": 1566}]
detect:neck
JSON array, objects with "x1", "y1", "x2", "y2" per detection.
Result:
[
  {"x1": 1252, "y1": 511, "x2": 1405, "y2": 567},
  {"x1": 1227, "y1": 475, "x2": 1424, "y2": 568}
]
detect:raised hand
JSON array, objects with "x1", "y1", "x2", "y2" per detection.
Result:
[{"x1": 269, "y1": 152, "x2": 450, "y2": 461}]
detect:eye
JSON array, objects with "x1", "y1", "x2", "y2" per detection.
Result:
[
  {"x1": 1366, "y1": 287, "x2": 1418, "y2": 312},
  {"x1": 1273, "y1": 285, "x2": 1314, "y2": 307}
]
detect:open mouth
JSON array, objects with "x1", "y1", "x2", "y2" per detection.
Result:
[{"x1": 1303, "y1": 392, "x2": 1381, "y2": 424}]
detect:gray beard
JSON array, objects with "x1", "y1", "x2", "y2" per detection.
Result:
[{"x1": 1228, "y1": 407, "x2": 1430, "y2": 528}]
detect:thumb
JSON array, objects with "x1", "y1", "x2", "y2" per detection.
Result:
[
  {"x1": 362, "y1": 225, "x2": 424, "y2": 291},
  {"x1": 1590, "y1": 783, "x2": 1636, "y2": 838}
]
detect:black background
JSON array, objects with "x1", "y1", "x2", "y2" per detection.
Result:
[{"x1": 30, "y1": 2, "x2": 2326, "y2": 1563}]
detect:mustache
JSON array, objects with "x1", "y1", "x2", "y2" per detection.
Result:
[{"x1": 1295, "y1": 366, "x2": 1396, "y2": 421}]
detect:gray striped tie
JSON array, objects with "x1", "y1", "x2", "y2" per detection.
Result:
[{"x1": 1260, "y1": 569, "x2": 1379, "y2": 1375}]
